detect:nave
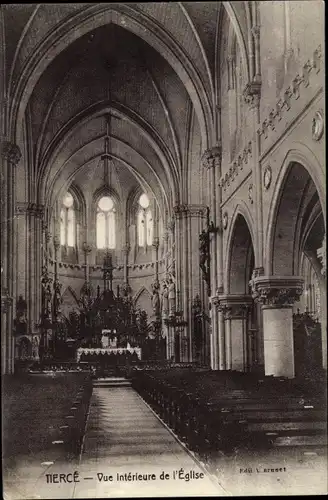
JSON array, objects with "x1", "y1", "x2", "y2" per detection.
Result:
[
  {"x1": 3, "y1": 367, "x2": 327, "y2": 499},
  {"x1": 1, "y1": 3, "x2": 326, "y2": 497},
  {"x1": 75, "y1": 383, "x2": 221, "y2": 498}
]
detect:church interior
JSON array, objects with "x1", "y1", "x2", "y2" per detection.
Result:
[{"x1": 1, "y1": 2, "x2": 327, "y2": 497}]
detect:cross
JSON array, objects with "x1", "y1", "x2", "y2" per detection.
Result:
[{"x1": 103, "y1": 251, "x2": 114, "y2": 291}]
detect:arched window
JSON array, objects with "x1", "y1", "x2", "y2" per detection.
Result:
[
  {"x1": 137, "y1": 194, "x2": 153, "y2": 247},
  {"x1": 96, "y1": 196, "x2": 116, "y2": 249},
  {"x1": 60, "y1": 192, "x2": 76, "y2": 247}
]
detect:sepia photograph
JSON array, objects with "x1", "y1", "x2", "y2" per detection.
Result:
[{"x1": 1, "y1": 2, "x2": 326, "y2": 498}]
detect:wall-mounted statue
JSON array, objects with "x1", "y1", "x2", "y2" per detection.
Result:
[
  {"x1": 168, "y1": 276, "x2": 176, "y2": 317},
  {"x1": 15, "y1": 295, "x2": 27, "y2": 335},
  {"x1": 199, "y1": 229, "x2": 210, "y2": 292},
  {"x1": 161, "y1": 281, "x2": 169, "y2": 319},
  {"x1": 151, "y1": 280, "x2": 161, "y2": 317}
]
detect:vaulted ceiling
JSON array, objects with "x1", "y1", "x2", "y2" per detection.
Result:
[{"x1": 1, "y1": 3, "x2": 250, "y2": 215}]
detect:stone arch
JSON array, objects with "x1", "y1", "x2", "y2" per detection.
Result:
[
  {"x1": 38, "y1": 102, "x2": 175, "y2": 213},
  {"x1": 266, "y1": 156, "x2": 325, "y2": 277},
  {"x1": 9, "y1": 5, "x2": 212, "y2": 150},
  {"x1": 222, "y1": 2, "x2": 250, "y2": 83},
  {"x1": 134, "y1": 286, "x2": 152, "y2": 318},
  {"x1": 67, "y1": 182, "x2": 87, "y2": 227},
  {"x1": 266, "y1": 152, "x2": 326, "y2": 371},
  {"x1": 265, "y1": 145, "x2": 325, "y2": 274},
  {"x1": 225, "y1": 205, "x2": 255, "y2": 294}
]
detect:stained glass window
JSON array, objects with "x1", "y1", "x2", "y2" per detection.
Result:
[
  {"x1": 60, "y1": 192, "x2": 76, "y2": 247},
  {"x1": 138, "y1": 194, "x2": 152, "y2": 247},
  {"x1": 97, "y1": 196, "x2": 116, "y2": 249}
]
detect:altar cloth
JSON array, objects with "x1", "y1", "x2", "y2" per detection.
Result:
[{"x1": 76, "y1": 347, "x2": 142, "y2": 362}]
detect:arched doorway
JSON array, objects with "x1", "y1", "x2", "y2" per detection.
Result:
[
  {"x1": 225, "y1": 213, "x2": 259, "y2": 372},
  {"x1": 269, "y1": 161, "x2": 326, "y2": 377}
]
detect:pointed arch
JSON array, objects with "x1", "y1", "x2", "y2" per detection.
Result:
[
  {"x1": 265, "y1": 145, "x2": 326, "y2": 275},
  {"x1": 133, "y1": 286, "x2": 152, "y2": 306},
  {"x1": 225, "y1": 203, "x2": 255, "y2": 294},
  {"x1": 223, "y1": 2, "x2": 250, "y2": 83}
]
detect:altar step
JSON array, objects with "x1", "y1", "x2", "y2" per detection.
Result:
[{"x1": 93, "y1": 377, "x2": 131, "y2": 388}]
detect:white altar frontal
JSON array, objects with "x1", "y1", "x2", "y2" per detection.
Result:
[{"x1": 76, "y1": 347, "x2": 142, "y2": 362}]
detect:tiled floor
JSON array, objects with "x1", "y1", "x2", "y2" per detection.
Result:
[{"x1": 72, "y1": 387, "x2": 223, "y2": 498}]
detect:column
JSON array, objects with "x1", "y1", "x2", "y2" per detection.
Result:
[
  {"x1": 201, "y1": 146, "x2": 223, "y2": 369},
  {"x1": 218, "y1": 295, "x2": 253, "y2": 372},
  {"x1": 15, "y1": 202, "x2": 29, "y2": 307},
  {"x1": 121, "y1": 243, "x2": 131, "y2": 296},
  {"x1": 82, "y1": 242, "x2": 92, "y2": 284},
  {"x1": 243, "y1": 82, "x2": 262, "y2": 266},
  {"x1": 250, "y1": 276, "x2": 304, "y2": 378},
  {"x1": 173, "y1": 204, "x2": 208, "y2": 362},
  {"x1": 27, "y1": 203, "x2": 45, "y2": 336},
  {"x1": 210, "y1": 296, "x2": 220, "y2": 369},
  {"x1": 317, "y1": 236, "x2": 327, "y2": 369},
  {"x1": 1, "y1": 141, "x2": 21, "y2": 374}
]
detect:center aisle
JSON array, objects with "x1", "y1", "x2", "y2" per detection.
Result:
[{"x1": 73, "y1": 384, "x2": 225, "y2": 498}]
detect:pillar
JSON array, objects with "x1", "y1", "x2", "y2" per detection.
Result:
[
  {"x1": 218, "y1": 295, "x2": 253, "y2": 372},
  {"x1": 173, "y1": 204, "x2": 207, "y2": 362},
  {"x1": 201, "y1": 146, "x2": 223, "y2": 369},
  {"x1": 1, "y1": 141, "x2": 21, "y2": 374},
  {"x1": 250, "y1": 276, "x2": 304, "y2": 378},
  {"x1": 27, "y1": 203, "x2": 45, "y2": 336},
  {"x1": 317, "y1": 236, "x2": 327, "y2": 369},
  {"x1": 243, "y1": 81, "x2": 262, "y2": 266},
  {"x1": 121, "y1": 243, "x2": 131, "y2": 296}
]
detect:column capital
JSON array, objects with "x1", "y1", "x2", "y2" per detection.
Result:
[
  {"x1": 1, "y1": 288, "x2": 13, "y2": 312},
  {"x1": 121, "y1": 282, "x2": 131, "y2": 296},
  {"x1": 201, "y1": 145, "x2": 222, "y2": 169},
  {"x1": 152, "y1": 237, "x2": 159, "y2": 250},
  {"x1": 45, "y1": 230, "x2": 52, "y2": 244},
  {"x1": 15, "y1": 201, "x2": 29, "y2": 215},
  {"x1": 173, "y1": 204, "x2": 208, "y2": 219},
  {"x1": 215, "y1": 294, "x2": 253, "y2": 319},
  {"x1": 53, "y1": 235, "x2": 61, "y2": 250},
  {"x1": 162, "y1": 231, "x2": 169, "y2": 243},
  {"x1": 251, "y1": 25, "x2": 260, "y2": 39},
  {"x1": 122, "y1": 243, "x2": 131, "y2": 255},
  {"x1": 82, "y1": 242, "x2": 92, "y2": 254},
  {"x1": 1, "y1": 141, "x2": 21, "y2": 165},
  {"x1": 243, "y1": 81, "x2": 261, "y2": 109},
  {"x1": 250, "y1": 276, "x2": 304, "y2": 306},
  {"x1": 27, "y1": 203, "x2": 44, "y2": 218}
]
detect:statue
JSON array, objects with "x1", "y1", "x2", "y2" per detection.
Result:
[
  {"x1": 15, "y1": 295, "x2": 27, "y2": 335},
  {"x1": 151, "y1": 280, "x2": 160, "y2": 317},
  {"x1": 53, "y1": 279, "x2": 63, "y2": 316},
  {"x1": 32, "y1": 336, "x2": 39, "y2": 359},
  {"x1": 45, "y1": 284, "x2": 52, "y2": 322},
  {"x1": 199, "y1": 229, "x2": 209, "y2": 275},
  {"x1": 168, "y1": 277, "x2": 176, "y2": 317},
  {"x1": 162, "y1": 281, "x2": 169, "y2": 319}
]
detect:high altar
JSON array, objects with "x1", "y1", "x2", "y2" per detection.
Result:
[{"x1": 73, "y1": 253, "x2": 146, "y2": 363}]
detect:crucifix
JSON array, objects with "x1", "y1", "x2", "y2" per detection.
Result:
[
  {"x1": 103, "y1": 252, "x2": 114, "y2": 291},
  {"x1": 199, "y1": 208, "x2": 219, "y2": 295}
]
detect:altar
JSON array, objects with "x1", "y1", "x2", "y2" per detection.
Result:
[{"x1": 76, "y1": 347, "x2": 142, "y2": 363}]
